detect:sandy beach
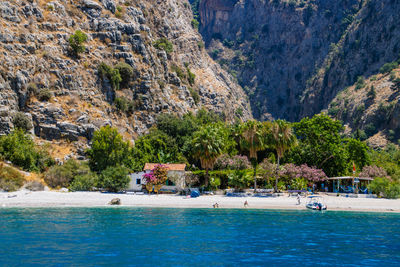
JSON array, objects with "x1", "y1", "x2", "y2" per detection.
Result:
[{"x1": 0, "y1": 191, "x2": 399, "y2": 212}]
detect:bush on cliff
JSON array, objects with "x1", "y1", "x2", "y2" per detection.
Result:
[
  {"x1": 68, "y1": 30, "x2": 88, "y2": 57},
  {"x1": 0, "y1": 163, "x2": 25, "y2": 192},
  {"x1": 0, "y1": 129, "x2": 54, "y2": 172},
  {"x1": 153, "y1": 38, "x2": 173, "y2": 54},
  {"x1": 114, "y1": 62, "x2": 134, "y2": 88},
  {"x1": 12, "y1": 112, "x2": 33, "y2": 132}
]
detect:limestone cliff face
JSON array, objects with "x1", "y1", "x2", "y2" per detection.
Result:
[
  {"x1": 0, "y1": 0, "x2": 251, "y2": 143},
  {"x1": 302, "y1": 0, "x2": 400, "y2": 118},
  {"x1": 199, "y1": 0, "x2": 363, "y2": 120},
  {"x1": 199, "y1": 0, "x2": 237, "y2": 40}
]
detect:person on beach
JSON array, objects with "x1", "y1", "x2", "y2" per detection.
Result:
[
  {"x1": 296, "y1": 193, "x2": 301, "y2": 205},
  {"x1": 213, "y1": 203, "x2": 219, "y2": 208},
  {"x1": 244, "y1": 200, "x2": 249, "y2": 208}
]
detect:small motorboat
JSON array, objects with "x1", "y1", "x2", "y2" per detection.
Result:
[{"x1": 305, "y1": 195, "x2": 327, "y2": 210}]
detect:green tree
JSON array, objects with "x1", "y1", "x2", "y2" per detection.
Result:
[
  {"x1": 290, "y1": 113, "x2": 348, "y2": 177},
  {"x1": 191, "y1": 124, "x2": 229, "y2": 187},
  {"x1": 98, "y1": 165, "x2": 130, "y2": 192},
  {"x1": 68, "y1": 30, "x2": 88, "y2": 57},
  {"x1": 131, "y1": 129, "x2": 185, "y2": 172},
  {"x1": 238, "y1": 120, "x2": 268, "y2": 190},
  {"x1": 345, "y1": 138, "x2": 371, "y2": 171},
  {"x1": 270, "y1": 120, "x2": 297, "y2": 191},
  {"x1": 87, "y1": 126, "x2": 132, "y2": 173}
]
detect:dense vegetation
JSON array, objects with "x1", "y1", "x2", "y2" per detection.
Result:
[{"x1": 1, "y1": 111, "x2": 399, "y2": 198}]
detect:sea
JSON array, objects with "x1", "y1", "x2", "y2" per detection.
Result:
[{"x1": 0, "y1": 208, "x2": 399, "y2": 266}]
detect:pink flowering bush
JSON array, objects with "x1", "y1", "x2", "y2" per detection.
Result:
[
  {"x1": 279, "y1": 164, "x2": 327, "y2": 182},
  {"x1": 359, "y1": 165, "x2": 388, "y2": 179},
  {"x1": 143, "y1": 164, "x2": 168, "y2": 185},
  {"x1": 214, "y1": 154, "x2": 251, "y2": 170}
]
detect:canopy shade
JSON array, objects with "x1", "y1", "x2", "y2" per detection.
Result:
[{"x1": 327, "y1": 176, "x2": 374, "y2": 181}]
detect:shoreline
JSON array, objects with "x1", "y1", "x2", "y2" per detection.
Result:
[{"x1": 1, "y1": 191, "x2": 400, "y2": 213}]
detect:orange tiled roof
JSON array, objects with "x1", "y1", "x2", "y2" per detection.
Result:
[{"x1": 143, "y1": 163, "x2": 186, "y2": 171}]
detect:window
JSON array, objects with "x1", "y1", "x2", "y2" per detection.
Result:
[{"x1": 136, "y1": 179, "x2": 141, "y2": 185}]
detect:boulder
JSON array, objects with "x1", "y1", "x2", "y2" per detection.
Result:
[
  {"x1": 101, "y1": 0, "x2": 116, "y2": 13},
  {"x1": 24, "y1": 181, "x2": 45, "y2": 191},
  {"x1": 109, "y1": 198, "x2": 121, "y2": 205}
]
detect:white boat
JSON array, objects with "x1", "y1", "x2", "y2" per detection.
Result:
[{"x1": 305, "y1": 196, "x2": 327, "y2": 210}]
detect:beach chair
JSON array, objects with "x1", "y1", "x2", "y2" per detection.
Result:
[{"x1": 359, "y1": 187, "x2": 368, "y2": 194}]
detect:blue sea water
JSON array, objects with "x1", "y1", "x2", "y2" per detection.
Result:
[{"x1": 0, "y1": 208, "x2": 399, "y2": 266}]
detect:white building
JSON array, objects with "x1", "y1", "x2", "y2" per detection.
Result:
[{"x1": 128, "y1": 163, "x2": 186, "y2": 192}]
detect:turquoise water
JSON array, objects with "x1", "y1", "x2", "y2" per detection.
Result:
[{"x1": 1, "y1": 208, "x2": 399, "y2": 266}]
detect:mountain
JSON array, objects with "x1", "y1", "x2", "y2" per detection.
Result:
[
  {"x1": 196, "y1": 0, "x2": 400, "y2": 143},
  {"x1": 0, "y1": 0, "x2": 251, "y2": 145}
]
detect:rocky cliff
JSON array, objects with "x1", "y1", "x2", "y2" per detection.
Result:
[
  {"x1": 198, "y1": 0, "x2": 400, "y2": 123},
  {"x1": 0, "y1": 0, "x2": 251, "y2": 147}
]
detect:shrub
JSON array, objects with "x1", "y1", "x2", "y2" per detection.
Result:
[
  {"x1": 98, "y1": 62, "x2": 122, "y2": 90},
  {"x1": 114, "y1": 62, "x2": 134, "y2": 88},
  {"x1": 0, "y1": 129, "x2": 53, "y2": 172},
  {"x1": 114, "y1": 97, "x2": 128, "y2": 112},
  {"x1": 197, "y1": 41, "x2": 204, "y2": 49},
  {"x1": 68, "y1": 30, "x2": 88, "y2": 57},
  {"x1": 44, "y1": 160, "x2": 92, "y2": 188},
  {"x1": 12, "y1": 112, "x2": 33, "y2": 132},
  {"x1": 228, "y1": 170, "x2": 252, "y2": 189},
  {"x1": 368, "y1": 177, "x2": 390, "y2": 197},
  {"x1": 364, "y1": 123, "x2": 377, "y2": 137},
  {"x1": 355, "y1": 76, "x2": 366, "y2": 90},
  {"x1": 27, "y1": 83, "x2": 38, "y2": 95},
  {"x1": 153, "y1": 38, "x2": 173, "y2": 54},
  {"x1": 367, "y1": 85, "x2": 376, "y2": 99},
  {"x1": 379, "y1": 62, "x2": 398, "y2": 74},
  {"x1": 187, "y1": 68, "x2": 196, "y2": 85},
  {"x1": 38, "y1": 89, "x2": 52, "y2": 101},
  {"x1": 191, "y1": 19, "x2": 199, "y2": 30},
  {"x1": 385, "y1": 182, "x2": 400, "y2": 199},
  {"x1": 69, "y1": 173, "x2": 98, "y2": 191},
  {"x1": 171, "y1": 64, "x2": 185, "y2": 80},
  {"x1": 209, "y1": 176, "x2": 221, "y2": 190},
  {"x1": 98, "y1": 165, "x2": 130, "y2": 192},
  {"x1": 98, "y1": 62, "x2": 114, "y2": 80},
  {"x1": 0, "y1": 164, "x2": 25, "y2": 191},
  {"x1": 110, "y1": 69, "x2": 122, "y2": 90},
  {"x1": 290, "y1": 177, "x2": 307, "y2": 190},
  {"x1": 188, "y1": 87, "x2": 200, "y2": 104}
]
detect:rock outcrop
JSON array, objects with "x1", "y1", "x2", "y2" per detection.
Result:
[{"x1": 0, "y1": 0, "x2": 251, "y2": 144}]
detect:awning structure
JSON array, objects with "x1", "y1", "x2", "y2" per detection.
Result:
[{"x1": 327, "y1": 176, "x2": 374, "y2": 181}]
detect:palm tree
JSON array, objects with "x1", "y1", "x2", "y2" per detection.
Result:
[
  {"x1": 239, "y1": 120, "x2": 269, "y2": 191},
  {"x1": 191, "y1": 124, "x2": 228, "y2": 187},
  {"x1": 270, "y1": 120, "x2": 297, "y2": 192}
]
